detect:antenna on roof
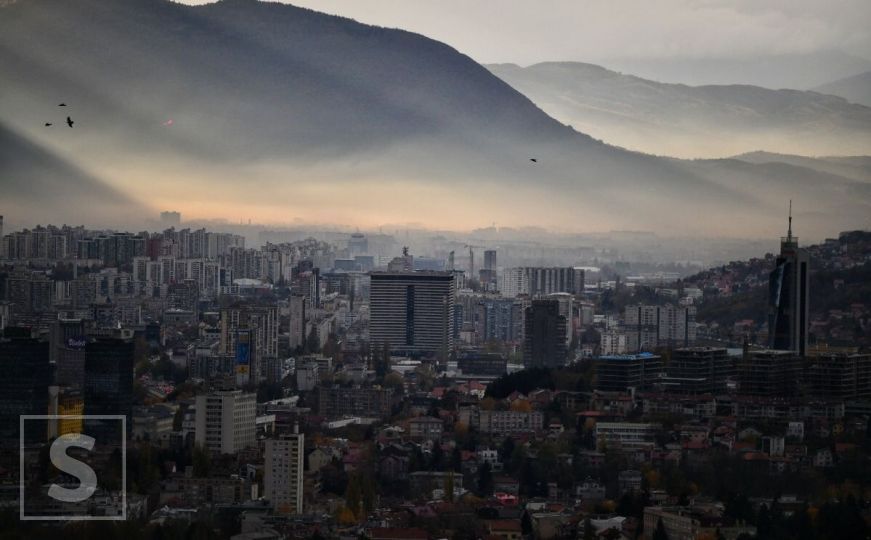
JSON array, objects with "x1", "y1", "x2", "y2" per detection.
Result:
[{"x1": 787, "y1": 199, "x2": 793, "y2": 241}]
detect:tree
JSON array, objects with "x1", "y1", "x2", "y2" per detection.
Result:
[
  {"x1": 477, "y1": 463, "x2": 494, "y2": 496},
  {"x1": 583, "y1": 518, "x2": 595, "y2": 540},
  {"x1": 337, "y1": 506, "x2": 357, "y2": 526},
  {"x1": 444, "y1": 473, "x2": 455, "y2": 502},
  {"x1": 305, "y1": 327, "x2": 321, "y2": 354},
  {"x1": 345, "y1": 474, "x2": 363, "y2": 518},
  {"x1": 383, "y1": 371, "x2": 404, "y2": 392},
  {"x1": 652, "y1": 518, "x2": 669, "y2": 540},
  {"x1": 192, "y1": 444, "x2": 210, "y2": 478}
]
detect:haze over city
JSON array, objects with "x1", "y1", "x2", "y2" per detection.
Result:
[{"x1": 1, "y1": 0, "x2": 870, "y2": 239}]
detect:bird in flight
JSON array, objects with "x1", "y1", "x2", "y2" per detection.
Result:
[
  {"x1": 58, "y1": 103, "x2": 67, "y2": 107},
  {"x1": 66, "y1": 116, "x2": 74, "y2": 128},
  {"x1": 44, "y1": 122, "x2": 53, "y2": 127},
  {"x1": 529, "y1": 158, "x2": 538, "y2": 163}
]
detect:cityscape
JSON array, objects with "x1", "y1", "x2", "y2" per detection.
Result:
[{"x1": 1, "y1": 1, "x2": 871, "y2": 540}]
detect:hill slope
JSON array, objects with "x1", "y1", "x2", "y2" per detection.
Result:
[
  {"x1": 0, "y1": 0, "x2": 868, "y2": 237},
  {"x1": 487, "y1": 62, "x2": 871, "y2": 158}
]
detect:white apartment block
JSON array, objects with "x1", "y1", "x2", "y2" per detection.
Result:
[
  {"x1": 195, "y1": 390, "x2": 256, "y2": 454},
  {"x1": 600, "y1": 330, "x2": 628, "y2": 356}
]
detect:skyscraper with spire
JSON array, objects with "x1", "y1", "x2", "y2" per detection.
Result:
[{"x1": 768, "y1": 202, "x2": 810, "y2": 355}]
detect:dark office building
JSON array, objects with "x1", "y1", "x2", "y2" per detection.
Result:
[
  {"x1": 663, "y1": 347, "x2": 735, "y2": 394},
  {"x1": 0, "y1": 337, "x2": 52, "y2": 443},
  {"x1": 51, "y1": 318, "x2": 88, "y2": 389},
  {"x1": 738, "y1": 349, "x2": 803, "y2": 397},
  {"x1": 768, "y1": 212, "x2": 810, "y2": 356},
  {"x1": 523, "y1": 299, "x2": 568, "y2": 368},
  {"x1": 457, "y1": 352, "x2": 508, "y2": 377},
  {"x1": 317, "y1": 386, "x2": 394, "y2": 420},
  {"x1": 84, "y1": 339, "x2": 134, "y2": 439},
  {"x1": 369, "y1": 272, "x2": 456, "y2": 356},
  {"x1": 595, "y1": 353, "x2": 663, "y2": 392},
  {"x1": 806, "y1": 352, "x2": 871, "y2": 400}
]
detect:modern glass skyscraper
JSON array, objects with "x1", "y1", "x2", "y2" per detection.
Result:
[{"x1": 768, "y1": 206, "x2": 810, "y2": 356}]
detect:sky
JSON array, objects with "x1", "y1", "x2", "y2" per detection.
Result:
[{"x1": 177, "y1": 0, "x2": 871, "y2": 66}]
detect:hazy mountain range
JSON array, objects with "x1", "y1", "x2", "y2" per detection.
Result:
[
  {"x1": 487, "y1": 62, "x2": 871, "y2": 158},
  {"x1": 1, "y1": 0, "x2": 869, "y2": 238},
  {"x1": 601, "y1": 51, "x2": 871, "y2": 91},
  {"x1": 813, "y1": 71, "x2": 871, "y2": 108}
]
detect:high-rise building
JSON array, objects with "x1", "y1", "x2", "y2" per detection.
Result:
[
  {"x1": 369, "y1": 272, "x2": 455, "y2": 356},
  {"x1": 600, "y1": 330, "x2": 628, "y2": 356},
  {"x1": 768, "y1": 207, "x2": 810, "y2": 356},
  {"x1": 83, "y1": 338, "x2": 134, "y2": 439},
  {"x1": 624, "y1": 305, "x2": 696, "y2": 352},
  {"x1": 473, "y1": 297, "x2": 522, "y2": 343},
  {"x1": 523, "y1": 299, "x2": 568, "y2": 368},
  {"x1": 347, "y1": 233, "x2": 368, "y2": 255},
  {"x1": 288, "y1": 294, "x2": 307, "y2": 351},
  {"x1": 663, "y1": 347, "x2": 734, "y2": 394},
  {"x1": 221, "y1": 304, "x2": 279, "y2": 383},
  {"x1": 0, "y1": 337, "x2": 51, "y2": 443},
  {"x1": 265, "y1": 427, "x2": 305, "y2": 514},
  {"x1": 738, "y1": 349, "x2": 803, "y2": 397},
  {"x1": 484, "y1": 250, "x2": 497, "y2": 271},
  {"x1": 501, "y1": 267, "x2": 584, "y2": 298},
  {"x1": 194, "y1": 389, "x2": 256, "y2": 454},
  {"x1": 51, "y1": 318, "x2": 88, "y2": 389},
  {"x1": 595, "y1": 353, "x2": 663, "y2": 392},
  {"x1": 806, "y1": 351, "x2": 871, "y2": 400}
]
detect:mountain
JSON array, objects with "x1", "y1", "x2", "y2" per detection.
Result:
[
  {"x1": 731, "y1": 152, "x2": 871, "y2": 184},
  {"x1": 0, "y1": 0, "x2": 869, "y2": 238},
  {"x1": 0, "y1": 121, "x2": 145, "y2": 227},
  {"x1": 813, "y1": 71, "x2": 871, "y2": 108},
  {"x1": 600, "y1": 51, "x2": 871, "y2": 90},
  {"x1": 486, "y1": 62, "x2": 871, "y2": 158}
]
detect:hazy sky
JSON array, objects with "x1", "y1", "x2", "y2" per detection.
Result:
[{"x1": 178, "y1": 0, "x2": 871, "y2": 65}]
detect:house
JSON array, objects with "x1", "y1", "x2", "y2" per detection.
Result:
[
  {"x1": 618, "y1": 470, "x2": 642, "y2": 495},
  {"x1": 486, "y1": 519, "x2": 522, "y2": 540},
  {"x1": 409, "y1": 416, "x2": 444, "y2": 442},
  {"x1": 813, "y1": 448, "x2": 834, "y2": 468},
  {"x1": 477, "y1": 448, "x2": 502, "y2": 471},
  {"x1": 576, "y1": 477, "x2": 606, "y2": 503},
  {"x1": 367, "y1": 527, "x2": 429, "y2": 540},
  {"x1": 307, "y1": 447, "x2": 335, "y2": 474},
  {"x1": 379, "y1": 446, "x2": 411, "y2": 482},
  {"x1": 409, "y1": 471, "x2": 463, "y2": 497},
  {"x1": 493, "y1": 476, "x2": 520, "y2": 495}
]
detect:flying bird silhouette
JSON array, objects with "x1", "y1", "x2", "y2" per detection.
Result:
[
  {"x1": 529, "y1": 158, "x2": 538, "y2": 163},
  {"x1": 58, "y1": 103, "x2": 67, "y2": 107},
  {"x1": 66, "y1": 116, "x2": 74, "y2": 128},
  {"x1": 44, "y1": 122, "x2": 53, "y2": 127}
]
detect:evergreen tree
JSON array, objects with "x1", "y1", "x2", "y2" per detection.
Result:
[
  {"x1": 583, "y1": 518, "x2": 595, "y2": 540},
  {"x1": 477, "y1": 462, "x2": 494, "y2": 496},
  {"x1": 652, "y1": 518, "x2": 669, "y2": 540}
]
